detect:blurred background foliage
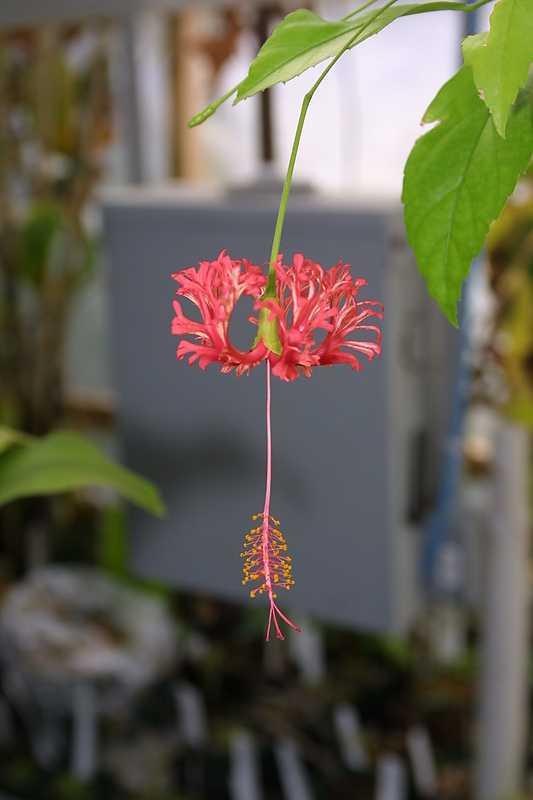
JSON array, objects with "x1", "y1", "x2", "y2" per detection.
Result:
[
  {"x1": 486, "y1": 176, "x2": 533, "y2": 428},
  {"x1": 0, "y1": 24, "x2": 109, "y2": 434},
  {"x1": 0, "y1": 25, "x2": 162, "y2": 580}
]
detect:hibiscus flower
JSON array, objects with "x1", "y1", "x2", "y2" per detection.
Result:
[{"x1": 171, "y1": 251, "x2": 383, "y2": 639}]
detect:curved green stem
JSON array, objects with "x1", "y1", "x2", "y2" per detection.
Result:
[
  {"x1": 264, "y1": 0, "x2": 401, "y2": 297},
  {"x1": 263, "y1": 90, "x2": 312, "y2": 297}
]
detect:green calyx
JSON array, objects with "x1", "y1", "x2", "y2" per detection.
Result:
[
  {"x1": 255, "y1": 307, "x2": 282, "y2": 355},
  {"x1": 254, "y1": 273, "x2": 282, "y2": 355}
]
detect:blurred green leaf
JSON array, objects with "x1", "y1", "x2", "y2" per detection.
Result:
[
  {"x1": 0, "y1": 425, "x2": 32, "y2": 455},
  {"x1": 0, "y1": 430, "x2": 165, "y2": 516},
  {"x1": 99, "y1": 505, "x2": 128, "y2": 575},
  {"x1": 49, "y1": 774, "x2": 93, "y2": 800},
  {"x1": 19, "y1": 202, "x2": 63, "y2": 285},
  {"x1": 463, "y1": 0, "x2": 533, "y2": 138},
  {"x1": 402, "y1": 66, "x2": 533, "y2": 324},
  {"x1": 98, "y1": 506, "x2": 172, "y2": 600}
]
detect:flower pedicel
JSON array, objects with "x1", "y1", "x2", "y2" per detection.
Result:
[{"x1": 171, "y1": 250, "x2": 383, "y2": 640}]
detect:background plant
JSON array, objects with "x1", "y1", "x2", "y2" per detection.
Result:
[
  {"x1": 0, "y1": 26, "x2": 111, "y2": 433},
  {"x1": 0, "y1": 27, "x2": 163, "y2": 571}
]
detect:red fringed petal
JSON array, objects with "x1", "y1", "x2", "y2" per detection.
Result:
[{"x1": 171, "y1": 250, "x2": 267, "y2": 375}]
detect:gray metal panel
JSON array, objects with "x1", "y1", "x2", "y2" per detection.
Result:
[
  {"x1": 0, "y1": 0, "x2": 238, "y2": 29},
  {"x1": 0, "y1": 0, "x2": 184, "y2": 28},
  {"x1": 103, "y1": 190, "x2": 395, "y2": 631}
]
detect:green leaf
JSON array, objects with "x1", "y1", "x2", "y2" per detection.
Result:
[
  {"x1": 463, "y1": 0, "x2": 533, "y2": 138},
  {"x1": 189, "y1": 1, "x2": 485, "y2": 122},
  {"x1": 99, "y1": 506, "x2": 128, "y2": 576},
  {"x1": 0, "y1": 431, "x2": 165, "y2": 516},
  {"x1": 237, "y1": 4, "x2": 476, "y2": 102},
  {"x1": 0, "y1": 426, "x2": 32, "y2": 455},
  {"x1": 402, "y1": 66, "x2": 533, "y2": 325},
  {"x1": 236, "y1": 10, "x2": 360, "y2": 100},
  {"x1": 20, "y1": 202, "x2": 63, "y2": 285}
]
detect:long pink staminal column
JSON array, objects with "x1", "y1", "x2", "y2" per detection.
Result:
[
  {"x1": 262, "y1": 362, "x2": 301, "y2": 641},
  {"x1": 241, "y1": 362, "x2": 301, "y2": 640}
]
